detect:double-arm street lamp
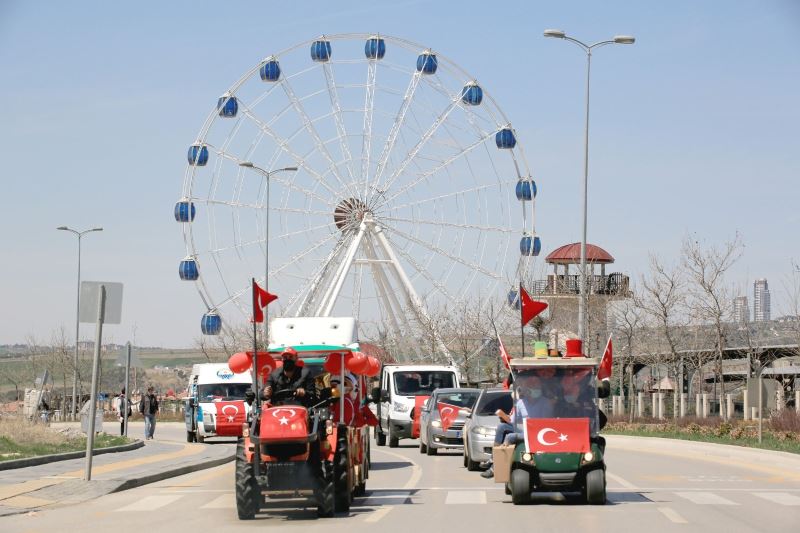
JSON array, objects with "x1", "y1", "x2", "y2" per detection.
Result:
[
  {"x1": 238, "y1": 162, "x2": 298, "y2": 344},
  {"x1": 543, "y1": 29, "x2": 635, "y2": 349},
  {"x1": 57, "y1": 225, "x2": 103, "y2": 419}
]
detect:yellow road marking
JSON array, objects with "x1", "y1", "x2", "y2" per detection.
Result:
[
  {"x1": 164, "y1": 463, "x2": 232, "y2": 489},
  {"x1": 61, "y1": 442, "x2": 203, "y2": 477},
  {"x1": 2, "y1": 495, "x2": 55, "y2": 509},
  {"x1": 0, "y1": 479, "x2": 60, "y2": 501}
]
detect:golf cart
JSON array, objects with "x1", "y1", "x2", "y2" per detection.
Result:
[{"x1": 498, "y1": 356, "x2": 609, "y2": 505}]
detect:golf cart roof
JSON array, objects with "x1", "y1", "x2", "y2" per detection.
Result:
[{"x1": 509, "y1": 357, "x2": 599, "y2": 369}]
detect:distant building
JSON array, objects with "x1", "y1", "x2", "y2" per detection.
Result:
[
  {"x1": 753, "y1": 278, "x2": 771, "y2": 322},
  {"x1": 733, "y1": 296, "x2": 749, "y2": 324}
]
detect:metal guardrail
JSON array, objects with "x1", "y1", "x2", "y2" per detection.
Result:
[{"x1": 530, "y1": 273, "x2": 631, "y2": 297}]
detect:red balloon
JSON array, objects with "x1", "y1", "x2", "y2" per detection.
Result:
[
  {"x1": 228, "y1": 352, "x2": 252, "y2": 374},
  {"x1": 364, "y1": 356, "x2": 380, "y2": 377},
  {"x1": 346, "y1": 352, "x2": 369, "y2": 374},
  {"x1": 324, "y1": 352, "x2": 347, "y2": 374}
]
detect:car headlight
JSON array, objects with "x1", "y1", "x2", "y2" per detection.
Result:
[
  {"x1": 392, "y1": 401, "x2": 410, "y2": 413},
  {"x1": 470, "y1": 426, "x2": 495, "y2": 436},
  {"x1": 431, "y1": 420, "x2": 442, "y2": 428}
]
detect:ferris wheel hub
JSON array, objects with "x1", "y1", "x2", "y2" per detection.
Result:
[{"x1": 333, "y1": 197, "x2": 370, "y2": 232}]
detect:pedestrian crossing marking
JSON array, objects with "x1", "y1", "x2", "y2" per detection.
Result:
[
  {"x1": 199, "y1": 493, "x2": 234, "y2": 509},
  {"x1": 752, "y1": 492, "x2": 800, "y2": 506},
  {"x1": 445, "y1": 491, "x2": 486, "y2": 504},
  {"x1": 674, "y1": 492, "x2": 738, "y2": 505},
  {"x1": 116, "y1": 494, "x2": 183, "y2": 511}
]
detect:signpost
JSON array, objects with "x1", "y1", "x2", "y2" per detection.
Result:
[{"x1": 79, "y1": 281, "x2": 123, "y2": 481}]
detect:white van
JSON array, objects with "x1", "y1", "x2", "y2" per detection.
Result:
[
  {"x1": 184, "y1": 363, "x2": 252, "y2": 443},
  {"x1": 374, "y1": 364, "x2": 460, "y2": 447}
]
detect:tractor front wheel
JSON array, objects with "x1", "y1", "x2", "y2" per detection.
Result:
[
  {"x1": 316, "y1": 461, "x2": 335, "y2": 518},
  {"x1": 334, "y1": 426, "x2": 352, "y2": 513},
  {"x1": 234, "y1": 439, "x2": 260, "y2": 520}
]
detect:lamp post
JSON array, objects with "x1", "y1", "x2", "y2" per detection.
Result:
[
  {"x1": 543, "y1": 29, "x2": 634, "y2": 349},
  {"x1": 57, "y1": 225, "x2": 103, "y2": 419},
  {"x1": 238, "y1": 162, "x2": 298, "y2": 346}
]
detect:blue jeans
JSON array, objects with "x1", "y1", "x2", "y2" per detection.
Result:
[
  {"x1": 144, "y1": 414, "x2": 156, "y2": 438},
  {"x1": 494, "y1": 422, "x2": 515, "y2": 445}
]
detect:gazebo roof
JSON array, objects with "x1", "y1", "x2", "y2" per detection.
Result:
[{"x1": 545, "y1": 243, "x2": 615, "y2": 265}]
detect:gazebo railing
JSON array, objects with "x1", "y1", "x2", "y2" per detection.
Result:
[{"x1": 530, "y1": 273, "x2": 630, "y2": 297}]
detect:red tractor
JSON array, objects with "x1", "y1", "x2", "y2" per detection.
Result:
[{"x1": 231, "y1": 346, "x2": 379, "y2": 519}]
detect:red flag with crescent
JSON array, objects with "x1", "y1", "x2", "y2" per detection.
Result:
[
  {"x1": 252, "y1": 280, "x2": 278, "y2": 323},
  {"x1": 598, "y1": 335, "x2": 613, "y2": 380},
  {"x1": 523, "y1": 417, "x2": 590, "y2": 454},
  {"x1": 520, "y1": 285, "x2": 548, "y2": 327},
  {"x1": 214, "y1": 400, "x2": 247, "y2": 436},
  {"x1": 437, "y1": 402, "x2": 460, "y2": 431}
]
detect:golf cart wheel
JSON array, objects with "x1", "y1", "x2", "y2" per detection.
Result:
[
  {"x1": 504, "y1": 483, "x2": 511, "y2": 495},
  {"x1": 316, "y1": 461, "x2": 335, "y2": 518},
  {"x1": 419, "y1": 440, "x2": 427, "y2": 454},
  {"x1": 234, "y1": 439, "x2": 260, "y2": 520},
  {"x1": 585, "y1": 469, "x2": 606, "y2": 505},
  {"x1": 375, "y1": 427, "x2": 386, "y2": 446},
  {"x1": 334, "y1": 427, "x2": 351, "y2": 512},
  {"x1": 510, "y1": 469, "x2": 531, "y2": 505}
]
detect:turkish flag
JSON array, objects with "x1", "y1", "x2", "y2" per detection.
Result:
[
  {"x1": 498, "y1": 335, "x2": 511, "y2": 370},
  {"x1": 214, "y1": 400, "x2": 247, "y2": 437},
  {"x1": 598, "y1": 335, "x2": 613, "y2": 380},
  {"x1": 437, "y1": 402, "x2": 460, "y2": 431},
  {"x1": 523, "y1": 418, "x2": 590, "y2": 454},
  {"x1": 520, "y1": 285, "x2": 548, "y2": 326},
  {"x1": 412, "y1": 396, "x2": 429, "y2": 438},
  {"x1": 259, "y1": 405, "x2": 308, "y2": 442},
  {"x1": 252, "y1": 279, "x2": 278, "y2": 323}
]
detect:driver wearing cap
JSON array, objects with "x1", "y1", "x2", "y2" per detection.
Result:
[{"x1": 262, "y1": 347, "x2": 316, "y2": 406}]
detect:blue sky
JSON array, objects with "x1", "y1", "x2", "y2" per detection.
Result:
[{"x1": 1, "y1": 1, "x2": 798, "y2": 347}]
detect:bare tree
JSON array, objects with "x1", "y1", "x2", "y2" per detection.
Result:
[
  {"x1": 682, "y1": 234, "x2": 743, "y2": 419},
  {"x1": 639, "y1": 255, "x2": 689, "y2": 417},
  {"x1": 611, "y1": 298, "x2": 642, "y2": 420},
  {"x1": 443, "y1": 300, "x2": 493, "y2": 385}
]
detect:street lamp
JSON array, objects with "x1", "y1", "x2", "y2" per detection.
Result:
[
  {"x1": 238, "y1": 162, "x2": 298, "y2": 345},
  {"x1": 543, "y1": 29, "x2": 634, "y2": 349},
  {"x1": 57, "y1": 225, "x2": 103, "y2": 419}
]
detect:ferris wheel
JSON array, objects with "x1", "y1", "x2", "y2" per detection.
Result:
[{"x1": 175, "y1": 33, "x2": 540, "y2": 358}]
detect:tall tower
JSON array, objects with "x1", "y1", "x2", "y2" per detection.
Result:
[
  {"x1": 753, "y1": 279, "x2": 771, "y2": 322},
  {"x1": 733, "y1": 296, "x2": 749, "y2": 324}
]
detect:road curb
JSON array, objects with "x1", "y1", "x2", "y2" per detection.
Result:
[
  {"x1": 0, "y1": 440, "x2": 145, "y2": 471},
  {"x1": 112, "y1": 453, "x2": 235, "y2": 492}
]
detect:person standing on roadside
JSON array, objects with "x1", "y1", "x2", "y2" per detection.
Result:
[
  {"x1": 118, "y1": 388, "x2": 132, "y2": 435},
  {"x1": 139, "y1": 386, "x2": 159, "y2": 440}
]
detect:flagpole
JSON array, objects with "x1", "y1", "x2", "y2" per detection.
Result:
[
  {"x1": 251, "y1": 278, "x2": 259, "y2": 413},
  {"x1": 520, "y1": 282, "x2": 526, "y2": 359}
]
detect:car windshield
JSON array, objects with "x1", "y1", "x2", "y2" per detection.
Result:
[
  {"x1": 511, "y1": 366, "x2": 599, "y2": 435},
  {"x1": 393, "y1": 371, "x2": 456, "y2": 396},
  {"x1": 197, "y1": 383, "x2": 251, "y2": 401},
  {"x1": 476, "y1": 391, "x2": 513, "y2": 416},
  {"x1": 435, "y1": 391, "x2": 479, "y2": 409}
]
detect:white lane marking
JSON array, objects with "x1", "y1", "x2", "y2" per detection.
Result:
[
  {"x1": 116, "y1": 495, "x2": 183, "y2": 511},
  {"x1": 362, "y1": 448, "x2": 423, "y2": 523},
  {"x1": 445, "y1": 491, "x2": 486, "y2": 505},
  {"x1": 200, "y1": 493, "x2": 234, "y2": 509},
  {"x1": 359, "y1": 497, "x2": 410, "y2": 506},
  {"x1": 658, "y1": 507, "x2": 688, "y2": 524},
  {"x1": 364, "y1": 506, "x2": 394, "y2": 523},
  {"x1": 752, "y1": 492, "x2": 800, "y2": 506},
  {"x1": 607, "y1": 472, "x2": 639, "y2": 490},
  {"x1": 674, "y1": 492, "x2": 738, "y2": 505}
]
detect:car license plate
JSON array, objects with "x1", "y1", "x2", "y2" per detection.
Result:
[{"x1": 455, "y1": 431, "x2": 462, "y2": 438}]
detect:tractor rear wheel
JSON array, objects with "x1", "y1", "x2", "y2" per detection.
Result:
[
  {"x1": 510, "y1": 468, "x2": 531, "y2": 505},
  {"x1": 585, "y1": 468, "x2": 606, "y2": 505},
  {"x1": 234, "y1": 439, "x2": 260, "y2": 519}
]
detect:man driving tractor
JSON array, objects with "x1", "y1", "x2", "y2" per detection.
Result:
[{"x1": 261, "y1": 347, "x2": 317, "y2": 406}]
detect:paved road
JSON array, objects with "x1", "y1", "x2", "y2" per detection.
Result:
[{"x1": 2, "y1": 435, "x2": 798, "y2": 532}]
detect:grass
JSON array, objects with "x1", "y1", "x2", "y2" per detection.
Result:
[
  {"x1": 0, "y1": 417, "x2": 131, "y2": 461},
  {"x1": 604, "y1": 413, "x2": 800, "y2": 455}
]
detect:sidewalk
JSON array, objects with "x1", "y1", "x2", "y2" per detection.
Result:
[{"x1": 0, "y1": 421, "x2": 235, "y2": 517}]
